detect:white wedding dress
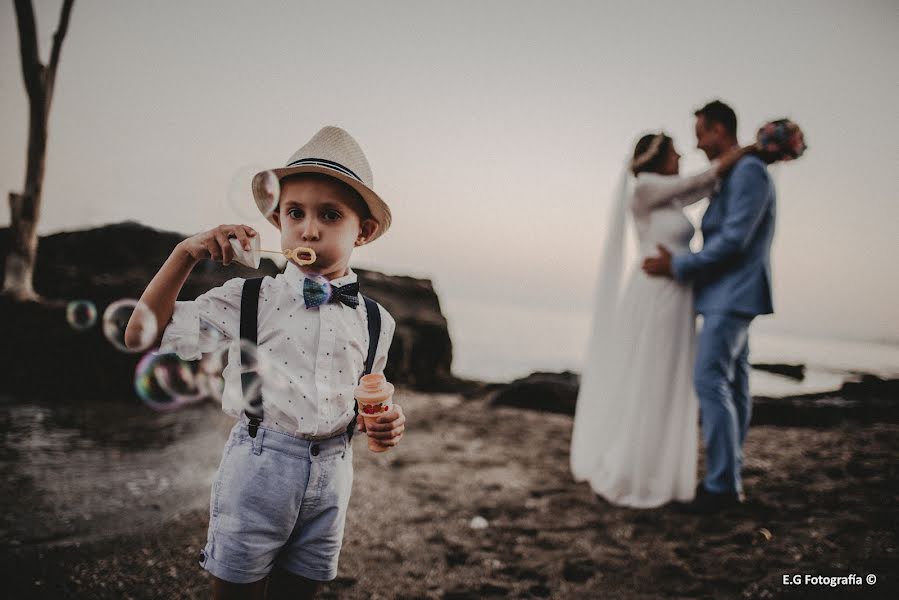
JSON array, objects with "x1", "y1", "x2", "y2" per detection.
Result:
[{"x1": 570, "y1": 166, "x2": 719, "y2": 508}]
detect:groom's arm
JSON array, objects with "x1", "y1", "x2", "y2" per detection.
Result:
[{"x1": 671, "y1": 159, "x2": 771, "y2": 282}]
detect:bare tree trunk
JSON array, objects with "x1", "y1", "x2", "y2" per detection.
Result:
[{"x1": 2, "y1": 0, "x2": 75, "y2": 301}]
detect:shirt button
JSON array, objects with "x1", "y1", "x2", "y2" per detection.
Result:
[{"x1": 311, "y1": 445, "x2": 320, "y2": 456}]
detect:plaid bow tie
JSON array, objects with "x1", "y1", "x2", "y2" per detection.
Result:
[{"x1": 303, "y1": 278, "x2": 360, "y2": 309}]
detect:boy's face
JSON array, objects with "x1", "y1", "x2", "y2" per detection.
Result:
[{"x1": 271, "y1": 175, "x2": 379, "y2": 280}]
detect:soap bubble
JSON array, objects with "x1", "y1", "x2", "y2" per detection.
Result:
[
  {"x1": 199, "y1": 317, "x2": 226, "y2": 350},
  {"x1": 66, "y1": 300, "x2": 98, "y2": 331},
  {"x1": 198, "y1": 371, "x2": 226, "y2": 403},
  {"x1": 237, "y1": 340, "x2": 264, "y2": 417},
  {"x1": 226, "y1": 163, "x2": 271, "y2": 221},
  {"x1": 197, "y1": 346, "x2": 228, "y2": 403},
  {"x1": 251, "y1": 170, "x2": 280, "y2": 220},
  {"x1": 257, "y1": 351, "x2": 294, "y2": 395},
  {"x1": 154, "y1": 355, "x2": 205, "y2": 405},
  {"x1": 134, "y1": 352, "x2": 207, "y2": 411},
  {"x1": 206, "y1": 340, "x2": 298, "y2": 415},
  {"x1": 102, "y1": 299, "x2": 158, "y2": 353},
  {"x1": 302, "y1": 273, "x2": 332, "y2": 307},
  {"x1": 134, "y1": 352, "x2": 188, "y2": 411}
]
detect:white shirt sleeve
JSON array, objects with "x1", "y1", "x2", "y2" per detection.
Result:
[
  {"x1": 370, "y1": 304, "x2": 396, "y2": 376},
  {"x1": 159, "y1": 277, "x2": 245, "y2": 360},
  {"x1": 632, "y1": 164, "x2": 720, "y2": 213}
]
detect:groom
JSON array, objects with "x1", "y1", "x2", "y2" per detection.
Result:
[{"x1": 642, "y1": 100, "x2": 776, "y2": 514}]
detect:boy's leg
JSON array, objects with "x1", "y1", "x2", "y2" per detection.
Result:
[
  {"x1": 266, "y1": 567, "x2": 320, "y2": 600},
  {"x1": 203, "y1": 424, "x2": 310, "y2": 585},
  {"x1": 276, "y1": 435, "x2": 354, "y2": 583},
  {"x1": 212, "y1": 574, "x2": 267, "y2": 600}
]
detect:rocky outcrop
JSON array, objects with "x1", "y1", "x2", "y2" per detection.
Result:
[
  {"x1": 488, "y1": 370, "x2": 899, "y2": 427},
  {"x1": 751, "y1": 363, "x2": 805, "y2": 380},
  {"x1": 0, "y1": 222, "x2": 455, "y2": 400},
  {"x1": 489, "y1": 371, "x2": 580, "y2": 414}
]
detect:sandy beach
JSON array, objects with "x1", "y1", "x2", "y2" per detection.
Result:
[{"x1": 3, "y1": 387, "x2": 896, "y2": 599}]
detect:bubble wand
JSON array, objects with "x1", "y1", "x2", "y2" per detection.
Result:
[
  {"x1": 229, "y1": 235, "x2": 316, "y2": 269},
  {"x1": 259, "y1": 246, "x2": 316, "y2": 266},
  {"x1": 229, "y1": 170, "x2": 319, "y2": 268}
]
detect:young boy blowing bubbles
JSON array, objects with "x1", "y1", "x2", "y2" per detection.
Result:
[{"x1": 125, "y1": 126, "x2": 406, "y2": 599}]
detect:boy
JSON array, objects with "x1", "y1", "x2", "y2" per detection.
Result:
[{"x1": 126, "y1": 126, "x2": 406, "y2": 599}]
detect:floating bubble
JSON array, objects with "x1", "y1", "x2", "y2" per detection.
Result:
[
  {"x1": 257, "y1": 351, "x2": 294, "y2": 395},
  {"x1": 237, "y1": 339, "x2": 264, "y2": 417},
  {"x1": 199, "y1": 317, "x2": 227, "y2": 351},
  {"x1": 197, "y1": 340, "x2": 297, "y2": 409},
  {"x1": 199, "y1": 343, "x2": 227, "y2": 376},
  {"x1": 66, "y1": 300, "x2": 98, "y2": 331},
  {"x1": 251, "y1": 170, "x2": 280, "y2": 220},
  {"x1": 154, "y1": 355, "x2": 205, "y2": 405},
  {"x1": 197, "y1": 371, "x2": 226, "y2": 403},
  {"x1": 303, "y1": 273, "x2": 333, "y2": 307},
  {"x1": 197, "y1": 346, "x2": 228, "y2": 403},
  {"x1": 134, "y1": 352, "x2": 186, "y2": 411},
  {"x1": 102, "y1": 299, "x2": 158, "y2": 353},
  {"x1": 226, "y1": 164, "x2": 271, "y2": 221}
]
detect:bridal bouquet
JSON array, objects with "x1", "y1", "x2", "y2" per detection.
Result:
[{"x1": 756, "y1": 119, "x2": 807, "y2": 161}]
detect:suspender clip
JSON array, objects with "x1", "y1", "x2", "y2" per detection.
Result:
[{"x1": 247, "y1": 416, "x2": 261, "y2": 438}]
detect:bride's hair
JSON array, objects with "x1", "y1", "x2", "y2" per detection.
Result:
[{"x1": 631, "y1": 133, "x2": 672, "y2": 176}]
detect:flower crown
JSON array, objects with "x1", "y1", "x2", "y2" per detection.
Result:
[
  {"x1": 756, "y1": 119, "x2": 807, "y2": 161},
  {"x1": 630, "y1": 133, "x2": 667, "y2": 171}
]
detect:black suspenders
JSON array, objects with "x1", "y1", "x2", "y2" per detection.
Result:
[
  {"x1": 354, "y1": 295, "x2": 381, "y2": 439},
  {"x1": 239, "y1": 278, "x2": 264, "y2": 435},
  {"x1": 239, "y1": 277, "x2": 382, "y2": 439}
]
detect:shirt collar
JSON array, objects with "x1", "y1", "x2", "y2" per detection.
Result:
[{"x1": 282, "y1": 261, "x2": 358, "y2": 291}]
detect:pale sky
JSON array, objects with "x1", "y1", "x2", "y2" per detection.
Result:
[{"x1": 2, "y1": 1, "x2": 898, "y2": 377}]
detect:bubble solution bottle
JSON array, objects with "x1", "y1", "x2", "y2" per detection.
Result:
[{"x1": 354, "y1": 373, "x2": 395, "y2": 453}]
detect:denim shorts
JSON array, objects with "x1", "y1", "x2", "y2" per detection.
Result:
[{"x1": 199, "y1": 419, "x2": 354, "y2": 583}]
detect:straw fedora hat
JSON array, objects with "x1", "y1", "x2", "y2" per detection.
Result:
[{"x1": 252, "y1": 126, "x2": 391, "y2": 242}]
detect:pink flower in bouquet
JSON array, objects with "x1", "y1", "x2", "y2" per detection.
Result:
[{"x1": 756, "y1": 119, "x2": 807, "y2": 162}]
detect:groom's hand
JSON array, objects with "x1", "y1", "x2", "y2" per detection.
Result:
[{"x1": 642, "y1": 245, "x2": 673, "y2": 278}]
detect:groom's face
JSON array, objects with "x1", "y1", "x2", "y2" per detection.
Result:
[{"x1": 695, "y1": 116, "x2": 723, "y2": 160}]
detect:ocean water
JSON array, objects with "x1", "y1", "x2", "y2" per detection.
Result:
[{"x1": 446, "y1": 301, "x2": 899, "y2": 398}]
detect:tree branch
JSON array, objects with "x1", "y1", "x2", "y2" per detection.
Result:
[
  {"x1": 13, "y1": 0, "x2": 43, "y2": 104},
  {"x1": 47, "y1": 0, "x2": 75, "y2": 81}
]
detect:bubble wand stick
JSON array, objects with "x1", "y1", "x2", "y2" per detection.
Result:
[
  {"x1": 229, "y1": 236, "x2": 317, "y2": 269},
  {"x1": 259, "y1": 247, "x2": 316, "y2": 266}
]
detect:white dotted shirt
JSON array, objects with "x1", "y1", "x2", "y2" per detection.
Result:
[{"x1": 159, "y1": 263, "x2": 395, "y2": 437}]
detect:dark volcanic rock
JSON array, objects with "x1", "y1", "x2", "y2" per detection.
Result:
[
  {"x1": 841, "y1": 374, "x2": 899, "y2": 399},
  {"x1": 751, "y1": 362, "x2": 806, "y2": 380},
  {"x1": 354, "y1": 269, "x2": 453, "y2": 389},
  {"x1": 488, "y1": 369, "x2": 898, "y2": 427},
  {"x1": 489, "y1": 371, "x2": 579, "y2": 414},
  {"x1": 752, "y1": 374, "x2": 899, "y2": 426},
  {"x1": 0, "y1": 222, "x2": 455, "y2": 399}
]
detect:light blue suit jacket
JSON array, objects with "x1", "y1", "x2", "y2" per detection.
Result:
[{"x1": 672, "y1": 155, "x2": 776, "y2": 317}]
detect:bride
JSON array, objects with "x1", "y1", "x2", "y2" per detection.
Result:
[{"x1": 570, "y1": 132, "x2": 744, "y2": 508}]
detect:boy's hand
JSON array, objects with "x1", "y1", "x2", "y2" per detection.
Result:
[
  {"x1": 179, "y1": 224, "x2": 257, "y2": 265},
  {"x1": 357, "y1": 403, "x2": 406, "y2": 448}
]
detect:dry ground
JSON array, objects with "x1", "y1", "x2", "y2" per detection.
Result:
[{"x1": 4, "y1": 390, "x2": 897, "y2": 599}]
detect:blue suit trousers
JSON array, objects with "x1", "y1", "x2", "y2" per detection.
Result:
[{"x1": 694, "y1": 313, "x2": 753, "y2": 494}]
